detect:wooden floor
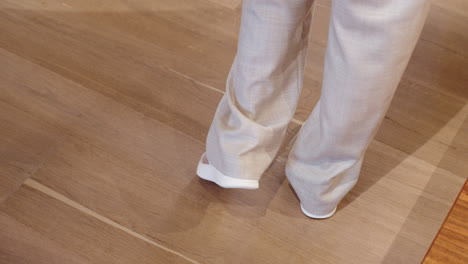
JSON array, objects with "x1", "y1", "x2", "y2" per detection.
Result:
[
  {"x1": 0, "y1": 0, "x2": 467, "y2": 263},
  {"x1": 423, "y1": 180, "x2": 468, "y2": 263}
]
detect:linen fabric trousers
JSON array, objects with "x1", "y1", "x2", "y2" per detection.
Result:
[{"x1": 203, "y1": 0, "x2": 431, "y2": 216}]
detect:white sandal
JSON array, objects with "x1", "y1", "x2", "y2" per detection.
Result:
[
  {"x1": 196, "y1": 153, "x2": 259, "y2": 189},
  {"x1": 300, "y1": 204, "x2": 337, "y2": 219}
]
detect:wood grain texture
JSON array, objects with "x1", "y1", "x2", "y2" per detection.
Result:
[
  {"x1": 0, "y1": 36, "x2": 464, "y2": 263},
  {"x1": 0, "y1": 0, "x2": 466, "y2": 263},
  {"x1": 0, "y1": 101, "x2": 67, "y2": 203},
  {"x1": 423, "y1": 181, "x2": 468, "y2": 264},
  {"x1": 0, "y1": 212, "x2": 88, "y2": 264},
  {"x1": 0, "y1": 185, "x2": 195, "y2": 264}
]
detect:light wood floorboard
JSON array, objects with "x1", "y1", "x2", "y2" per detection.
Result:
[{"x1": 0, "y1": 0, "x2": 466, "y2": 263}]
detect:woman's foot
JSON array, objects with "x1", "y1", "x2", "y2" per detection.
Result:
[
  {"x1": 196, "y1": 153, "x2": 259, "y2": 189},
  {"x1": 300, "y1": 204, "x2": 337, "y2": 219}
]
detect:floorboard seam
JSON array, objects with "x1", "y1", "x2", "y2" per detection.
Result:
[
  {"x1": 23, "y1": 178, "x2": 201, "y2": 264},
  {"x1": 166, "y1": 67, "x2": 306, "y2": 126}
]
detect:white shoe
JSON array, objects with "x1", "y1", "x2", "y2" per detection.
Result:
[
  {"x1": 196, "y1": 153, "x2": 259, "y2": 190},
  {"x1": 300, "y1": 204, "x2": 337, "y2": 219}
]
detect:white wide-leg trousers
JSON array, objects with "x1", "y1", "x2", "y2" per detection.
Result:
[{"x1": 198, "y1": 0, "x2": 431, "y2": 218}]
